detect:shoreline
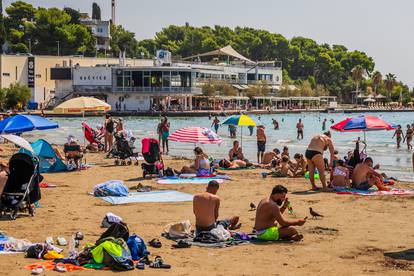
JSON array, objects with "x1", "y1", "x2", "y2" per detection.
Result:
[{"x1": 12, "y1": 107, "x2": 414, "y2": 118}]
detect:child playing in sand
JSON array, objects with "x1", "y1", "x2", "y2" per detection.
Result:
[{"x1": 271, "y1": 156, "x2": 294, "y2": 177}]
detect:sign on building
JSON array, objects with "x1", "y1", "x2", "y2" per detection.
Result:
[{"x1": 27, "y1": 57, "x2": 35, "y2": 88}]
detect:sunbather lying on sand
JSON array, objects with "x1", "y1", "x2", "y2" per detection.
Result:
[
  {"x1": 218, "y1": 158, "x2": 249, "y2": 169},
  {"x1": 351, "y1": 157, "x2": 389, "y2": 191},
  {"x1": 193, "y1": 180, "x2": 240, "y2": 234},
  {"x1": 254, "y1": 185, "x2": 306, "y2": 241}
]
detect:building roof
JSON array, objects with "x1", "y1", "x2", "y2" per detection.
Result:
[{"x1": 183, "y1": 45, "x2": 255, "y2": 64}]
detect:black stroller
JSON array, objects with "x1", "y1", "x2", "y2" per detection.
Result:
[
  {"x1": 0, "y1": 153, "x2": 42, "y2": 220},
  {"x1": 108, "y1": 132, "x2": 139, "y2": 166},
  {"x1": 141, "y1": 138, "x2": 164, "y2": 178}
]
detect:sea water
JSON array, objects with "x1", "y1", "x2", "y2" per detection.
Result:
[{"x1": 24, "y1": 112, "x2": 414, "y2": 182}]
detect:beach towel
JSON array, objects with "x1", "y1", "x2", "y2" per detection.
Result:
[
  {"x1": 335, "y1": 188, "x2": 414, "y2": 196},
  {"x1": 217, "y1": 166, "x2": 255, "y2": 171},
  {"x1": 179, "y1": 173, "x2": 231, "y2": 180},
  {"x1": 24, "y1": 261, "x2": 91, "y2": 272},
  {"x1": 157, "y1": 177, "x2": 225, "y2": 185},
  {"x1": 98, "y1": 190, "x2": 193, "y2": 205}
]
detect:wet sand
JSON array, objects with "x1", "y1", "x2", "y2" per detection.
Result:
[{"x1": 0, "y1": 145, "x2": 413, "y2": 275}]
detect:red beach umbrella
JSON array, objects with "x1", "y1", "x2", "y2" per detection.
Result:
[{"x1": 168, "y1": 127, "x2": 223, "y2": 144}]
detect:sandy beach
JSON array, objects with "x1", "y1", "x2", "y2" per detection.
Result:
[{"x1": 0, "y1": 144, "x2": 413, "y2": 276}]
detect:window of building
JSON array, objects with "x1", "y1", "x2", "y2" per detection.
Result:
[
  {"x1": 162, "y1": 71, "x2": 170, "y2": 87},
  {"x1": 88, "y1": 76, "x2": 90, "y2": 80},
  {"x1": 103, "y1": 76, "x2": 106, "y2": 80},
  {"x1": 2, "y1": 73, "x2": 10, "y2": 76}
]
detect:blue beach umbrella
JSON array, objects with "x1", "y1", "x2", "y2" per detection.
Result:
[
  {"x1": 221, "y1": 115, "x2": 256, "y2": 147},
  {"x1": 0, "y1": 114, "x2": 59, "y2": 134}
]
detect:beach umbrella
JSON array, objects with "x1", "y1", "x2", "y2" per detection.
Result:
[
  {"x1": 0, "y1": 114, "x2": 58, "y2": 134},
  {"x1": 168, "y1": 127, "x2": 223, "y2": 144},
  {"x1": 53, "y1": 97, "x2": 111, "y2": 114},
  {"x1": 221, "y1": 114, "x2": 256, "y2": 146},
  {"x1": 1, "y1": 134, "x2": 33, "y2": 153},
  {"x1": 331, "y1": 115, "x2": 395, "y2": 144}
]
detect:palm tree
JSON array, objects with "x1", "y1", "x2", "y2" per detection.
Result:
[
  {"x1": 372, "y1": 71, "x2": 382, "y2": 94},
  {"x1": 351, "y1": 65, "x2": 364, "y2": 103},
  {"x1": 385, "y1": 73, "x2": 396, "y2": 100}
]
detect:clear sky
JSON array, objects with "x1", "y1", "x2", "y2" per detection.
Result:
[{"x1": 4, "y1": 0, "x2": 413, "y2": 87}]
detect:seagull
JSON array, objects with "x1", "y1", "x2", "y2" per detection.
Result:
[
  {"x1": 309, "y1": 207, "x2": 323, "y2": 219},
  {"x1": 249, "y1": 202, "x2": 257, "y2": 211}
]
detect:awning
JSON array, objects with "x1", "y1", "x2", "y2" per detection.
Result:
[{"x1": 183, "y1": 45, "x2": 255, "y2": 64}]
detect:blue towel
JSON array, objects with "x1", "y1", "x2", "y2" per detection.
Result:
[{"x1": 98, "y1": 190, "x2": 194, "y2": 205}]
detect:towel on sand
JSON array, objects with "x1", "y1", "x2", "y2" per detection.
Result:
[
  {"x1": 157, "y1": 177, "x2": 225, "y2": 185},
  {"x1": 335, "y1": 188, "x2": 414, "y2": 196},
  {"x1": 98, "y1": 190, "x2": 194, "y2": 205}
]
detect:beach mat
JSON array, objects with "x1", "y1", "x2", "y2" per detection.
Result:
[
  {"x1": 335, "y1": 188, "x2": 414, "y2": 196},
  {"x1": 218, "y1": 166, "x2": 255, "y2": 171},
  {"x1": 99, "y1": 190, "x2": 193, "y2": 205},
  {"x1": 157, "y1": 177, "x2": 225, "y2": 185}
]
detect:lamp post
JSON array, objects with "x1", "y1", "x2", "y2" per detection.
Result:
[{"x1": 56, "y1": 41, "x2": 60, "y2": 56}]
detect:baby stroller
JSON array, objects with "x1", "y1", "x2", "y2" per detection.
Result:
[
  {"x1": 0, "y1": 153, "x2": 42, "y2": 220},
  {"x1": 108, "y1": 132, "x2": 139, "y2": 166},
  {"x1": 82, "y1": 122, "x2": 104, "y2": 151},
  {"x1": 141, "y1": 138, "x2": 164, "y2": 178}
]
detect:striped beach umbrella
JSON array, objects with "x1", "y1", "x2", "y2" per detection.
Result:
[
  {"x1": 168, "y1": 127, "x2": 223, "y2": 144},
  {"x1": 331, "y1": 115, "x2": 395, "y2": 132}
]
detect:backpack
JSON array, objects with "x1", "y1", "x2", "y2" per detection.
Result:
[
  {"x1": 164, "y1": 167, "x2": 175, "y2": 177},
  {"x1": 127, "y1": 235, "x2": 149, "y2": 261}
]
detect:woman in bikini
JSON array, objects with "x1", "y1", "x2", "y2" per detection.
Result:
[
  {"x1": 330, "y1": 160, "x2": 350, "y2": 188},
  {"x1": 175, "y1": 147, "x2": 211, "y2": 176},
  {"x1": 305, "y1": 131, "x2": 335, "y2": 191}
]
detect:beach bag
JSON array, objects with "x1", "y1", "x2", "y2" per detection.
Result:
[
  {"x1": 211, "y1": 225, "x2": 231, "y2": 241},
  {"x1": 93, "y1": 180, "x2": 129, "y2": 197},
  {"x1": 127, "y1": 235, "x2": 149, "y2": 261},
  {"x1": 164, "y1": 167, "x2": 175, "y2": 177},
  {"x1": 163, "y1": 220, "x2": 192, "y2": 239},
  {"x1": 26, "y1": 244, "x2": 47, "y2": 259},
  {"x1": 103, "y1": 251, "x2": 134, "y2": 271},
  {"x1": 98, "y1": 222, "x2": 130, "y2": 243}
]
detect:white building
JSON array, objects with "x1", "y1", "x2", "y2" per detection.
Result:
[{"x1": 80, "y1": 16, "x2": 111, "y2": 51}]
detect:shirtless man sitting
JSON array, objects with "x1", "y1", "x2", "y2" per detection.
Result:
[
  {"x1": 254, "y1": 185, "x2": 306, "y2": 241},
  {"x1": 193, "y1": 180, "x2": 241, "y2": 234},
  {"x1": 262, "y1": 148, "x2": 281, "y2": 166},
  {"x1": 352, "y1": 157, "x2": 389, "y2": 191},
  {"x1": 228, "y1": 140, "x2": 245, "y2": 161},
  {"x1": 272, "y1": 156, "x2": 294, "y2": 177}
]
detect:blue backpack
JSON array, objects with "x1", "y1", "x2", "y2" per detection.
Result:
[
  {"x1": 93, "y1": 180, "x2": 129, "y2": 197},
  {"x1": 127, "y1": 234, "x2": 149, "y2": 261}
]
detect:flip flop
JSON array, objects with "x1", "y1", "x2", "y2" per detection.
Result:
[
  {"x1": 138, "y1": 255, "x2": 151, "y2": 265},
  {"x1": 54, "y1": 263, "x2": 67, "y2": 273},
  {"x1": 150, "y1": 256, "x2": 171, "y2": 269},
  {"x1": 149, "y1": 238, "x2": 162, "y2": 248},
  {"x1": 31, "y1": 265, "x2": 45, "y2": 275},
  {"x1": 172, "y1": 240, "x2": 191, "y2": 249}
]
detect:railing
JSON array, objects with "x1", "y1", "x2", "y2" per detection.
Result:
[{"x1": 114, "y1": 86, "x2": 202, "y2": 94}]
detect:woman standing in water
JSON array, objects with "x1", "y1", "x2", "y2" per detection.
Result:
[
  {"x1": 211, "y1": 116, "x2": 220, "y2": 133},
  {"x1": 305, "y1": 131, "x2": 335, "y2": 191},
  {"x1": 159, "y1": 116, "x2": 170, "y2": 154}
]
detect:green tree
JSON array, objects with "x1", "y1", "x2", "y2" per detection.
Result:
[
  {"x1": 202, "y1": 81, "x2": 216, "y2": 96},
  {"x1": 63, "y1": 7, "x2": 81, "y2": 24},
  {"x1": 5, "y1": 83, "x2": 31, "y2": 109},
  {"x1": 92, "y1": 2, "x2": 101, "y2": 20},
  {"x1": 385, "y1": 73, "x2": 396, "y2": 100},
  {"x1": 32, "y1": 7, "x2": 95, "y2": 56},
  {"x1": 110, "y1": 24, "x2": 139, "y2": 57},
  {"x1": 371, "y1": 71, "x2": 382, "y2": 94},
  {"x1": 0, "y1": 0, "x2": 6, "y2": 52},
  {"x1": 351, "y1": 65, "x2": 364, "y2": 93}
]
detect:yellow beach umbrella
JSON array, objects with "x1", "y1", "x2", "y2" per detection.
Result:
[
  {"x1": 53, "y1": 97, "x2": 111, "y2": 114},
  {"x1": 221, "y1": 114, "x2": 257, "y2": 147}
]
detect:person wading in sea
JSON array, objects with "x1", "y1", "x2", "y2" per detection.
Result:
[{"x1": 296, "y1": 119, "x2": 304, "y2": 140}]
